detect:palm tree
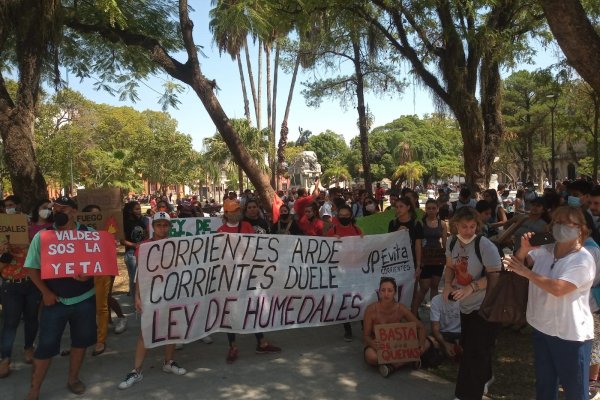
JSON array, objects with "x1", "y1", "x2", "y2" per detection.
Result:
[
  {"x1": 209, "y1": 0, "x2": 269, "y2": 125},
  {"x1": 204, "y1": 118, "x2": 269, "y2": 193},
  {"x1": 393, "y1": 161, "x2": 426, "y2": 189}
]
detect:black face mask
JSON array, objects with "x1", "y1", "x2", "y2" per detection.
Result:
[
  {"x1": 338, "y1": 217, "x2": 352, "y2": 226},
  {"x1": 280, "y1": 214, "x2": 289, "y2": 220},
  {"x1": 53, "y1": 212, "x2": 69, "y2": 227}
]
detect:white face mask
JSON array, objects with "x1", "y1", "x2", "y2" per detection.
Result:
[
  {"x1": 552, "y1": 223, "x2": 580, "y2": 243},
  {"x1": 5, "y1": 208, "x2": 16, "y2": 215},
  {"x1": 38, "y1": 209, "x2": 51, "y2": 220},
  {"x1": 457, "y1": 234, "x2": 477, "y2": 245}
]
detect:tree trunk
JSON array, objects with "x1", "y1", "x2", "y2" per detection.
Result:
[
  {"x1": 236, "y1": 52, "x2": 251, "y2": 124},
  {"x1": 277, "y1": 54, "x2": 301, "y2": 174},
  {"x1": 593, "y1": 93, "x2": 600, "y2": 182},
  {"x1": 257, "y1": 41, "x2": 263, "y2": 130},
  {"x1": 271, "y1": 44, "x2": 279, "y2": 188},
  {"x1": 0, "y1": 0, "x2": 53, "y2": 212},
  {"x1": 264, "y1": 42, "x2": 275, "y2": 188},
  {"x1": 244, "y1": 43, "x2": 259, "y2": 127},
  {"x1": 541, "y1": 0, "x2": 600, "y2": 95},
  {"x1": 352, "y1": 39, "x2": 372, "y2": 196},
  {"x1": 237, "y1": 164, "x2": 244, "y2": 194}
]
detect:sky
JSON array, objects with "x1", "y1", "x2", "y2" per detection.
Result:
[{"x1": 61, "y1": 2, "x2": 565, "y2": 151}]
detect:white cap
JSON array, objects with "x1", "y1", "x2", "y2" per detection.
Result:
[{"x1": 153, "y1": 211, "x2": 171, "y2": 223}]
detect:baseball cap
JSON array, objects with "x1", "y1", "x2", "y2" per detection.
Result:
[
  {"x1": 54, "y1": 196, "x2": 77, "y2": 209},
  {"x1": 153, "y1": 211, "x2": 171, "y2": 223},
  {"x1": 223, "y1": 199, "x2": 241, "y2": 212}
]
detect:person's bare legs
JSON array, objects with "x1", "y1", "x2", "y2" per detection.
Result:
[
  {"x1": 26, "y1": 358, "x2": 51, "y2": 400},
  {"x1": 133, "y1": 333, "x2": 148, "y2": 371},
  {"x1": 164, "y1": 344, "x2": 176, "y2": 363},
  {"x1": 67, "y1": 347, "x2": 86, "y2": 385}
]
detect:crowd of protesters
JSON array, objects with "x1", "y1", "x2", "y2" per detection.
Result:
[{"x1": 2, "y1": 177, "x2": 600, "y2": 399}]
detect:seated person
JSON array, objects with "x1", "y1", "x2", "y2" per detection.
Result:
[
  {"x1": 427, "y1": 293, "x2": 462, "y2": 361},
  {"x1": 363, "y1": 277, "x2": 426, "y2": 377}
]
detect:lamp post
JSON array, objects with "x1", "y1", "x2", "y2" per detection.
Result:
[{"x1": 547, "y1": 94, "x2": 558, "y2": 189}]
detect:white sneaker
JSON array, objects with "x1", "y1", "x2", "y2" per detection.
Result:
[
  {"x1": 114, "y1": 317, "x2": 128, "y2": 334},
  {"x1": 484, "y1": 375, "x2": 495, "y2": 395},
  {"x1": 201, "y1": 335, "x2": 213, "y2": 344},
  {"x1": 162, "y1": 360, "x2": 186, "y2": 375},
  {"x1": 118, "y1": 370, "x2": 143, "y2": 389}
]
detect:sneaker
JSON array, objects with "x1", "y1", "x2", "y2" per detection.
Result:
[
  {"x1": 255, "y1": 343, "x2": 282, "y2": 354},
  {"x1": 114, "y1": 317, "x2": 128, "y2": 334},
  {"x1": 590, "y1": 388, "x2": 600, "y2": 400},
  {"x1": 226, "y1": 347, "x2": 238, "y2": 364},
  {"x1": 378, "y1": 364, "x2": 393, "y2": 378},
  {"x1": 343, "y1": 333, "x2": 353, "y2": 342},
  {"x1": 484, "y1": 375, "x2": 495, "y2": 395},
  {"x1": 201, "y1": 335, "x2": 213, "y2": 344},
  {"x1": 162, "y1": 360, "x2": 186, "y2": 375},
  {"x1": 118, "y1": 370, "x2": 143, "y2": 389}
]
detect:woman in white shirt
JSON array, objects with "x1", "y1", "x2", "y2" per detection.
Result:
[{"x1": 504, "y1": 206, "x2": 595, "y2": 400}]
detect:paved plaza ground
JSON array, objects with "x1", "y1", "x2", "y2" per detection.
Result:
[{"x1": 1, "y1": 293, "x2": 469, "y2": 400}]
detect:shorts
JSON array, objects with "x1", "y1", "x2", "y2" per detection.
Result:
[
  {"x1": 35, "y1": 296, "x2": 97, "y2": 359},
  {"x1": 420, "y1": 265, "x2": 444, "y2": 279},
  {"x1": 441, "y1": 331, "x2": 461, "y2": 344},
  {"x1": 592, "y1": 313, "x2": 600, "y2": 365}
]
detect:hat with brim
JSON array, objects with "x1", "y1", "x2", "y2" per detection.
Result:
[
  {"x1": 54, "y1": 196, "x2": 77, "y2": 209},
  {"x1": 153, "y1": 211, "x2": 171, "y2": 223}
]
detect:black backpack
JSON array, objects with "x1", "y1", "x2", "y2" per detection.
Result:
[{"x1": 448, "y1": 235, "x2": 504, "y2": 265}]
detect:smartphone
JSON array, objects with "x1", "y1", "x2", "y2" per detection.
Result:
[{"x1": 529, "y1": 232, "x2": 555, "y2": 246}]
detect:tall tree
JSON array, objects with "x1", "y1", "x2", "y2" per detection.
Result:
[
  {"x1": 540, "y1": 0, "x2": 600, "y2": 94},
  {"x1": 346, "y1": 0, "x2": 545, "y2": 189},
  {"x1": 0, "y1": 0, "x2": 61, "y2": 211},
  {"x1": 301, "y1": 9, "x2": 404, "y2": 195}
]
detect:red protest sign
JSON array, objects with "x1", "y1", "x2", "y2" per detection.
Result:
[
  {"x1": 374, "y1": 322, "x2": 421, "y2": 364},
  {"x1": 40, "y1": 230, "x2": 118, "y2": 279}
]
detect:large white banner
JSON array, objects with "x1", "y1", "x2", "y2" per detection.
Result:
[{"x1": 138, "y1": 231, "x2": 415, "y2": 348}]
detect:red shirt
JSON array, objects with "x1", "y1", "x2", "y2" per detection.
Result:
[
  {"x1": 294, "y1": 195, "x2": 316, "y2": 216},
  {"x1": 327, "y1": 224, "x2": 362, "y2": 238},
  {"x1": 1, "y1": 246, "x2": 28, "y2": 280},
  {"x1": 298, "y1": 215, "x2": 324, "y2": 236},
  {"x1": 217, "y1": 221, "x2": 254, "y2": 234}
]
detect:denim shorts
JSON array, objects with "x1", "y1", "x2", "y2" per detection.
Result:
[{"x1": 35, "y1": 296, "x2": 97, "y2": 359}]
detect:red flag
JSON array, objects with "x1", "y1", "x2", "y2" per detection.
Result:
[{"x1": 272, "y1": 193, "x2": 284, "y2": 223}]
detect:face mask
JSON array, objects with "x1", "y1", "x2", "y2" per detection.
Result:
[
  {"x1": 338, "y1": 217, "x2": 352, "y2": 226},
  {"x1": 457, "y1": 234, "x2": 477, "y2": 245},
  {"x1": 38, "y1": 209, "x2": 51, "y2": 220},
  {"x1": 280, "y1": 214, "x2": 289, "y2": 221},
  {"x1": 365, "y1": 204, "x2": 376, "y2": 212},
  {"x1": 5, "y1": 208, "x2": 16, "y2": 215},
  {"x1": 567, "y1": 196, "x2": 581, "y2": 207},
  {"x1": 53, "y1": 212, "x2": 69, "y2": 227},
  {"x1": 552, "y1": 223, "x2": 580, "y2": 243}
]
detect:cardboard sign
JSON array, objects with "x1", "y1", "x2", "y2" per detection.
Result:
[
  {"x1": 76, "y1": 211, "x2": 124, "y2": 240},
  {"x1": 374, "y1": 322, "x2": 420, "y2": 364},
  {"x1": 76, "y1": 187, "x2": 122, "y2": 211},
  {"x1": 40, "y1": 230, "x2": 118, "y2": 279},
  {"x1": 137, "y1": 231, "x2": 416, "y2": 348},
  {"x1": 0, "y1": 214, "x2": 30, "y2": 244}
]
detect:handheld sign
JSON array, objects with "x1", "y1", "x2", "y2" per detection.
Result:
[
  {"x1": 374, "y1": 322, "x2": 420, "y2": 364},
  {"x1": 0, "y1": 214, "x2": 29, "y2": 244},
  {"x1": 40, "y1": 230, "x2": 118, "y2": 279},
  {"x1": 77, "y1": 211, "x2": 124, "y2": 240},
  {"x1": 76, "y1": 187, "x2": 122, "y2": 211}
]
